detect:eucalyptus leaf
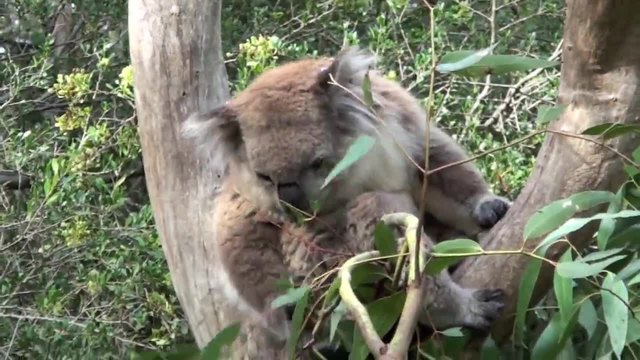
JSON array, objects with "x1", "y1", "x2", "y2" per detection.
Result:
[
  {"x1": 426, "y1": 238, "x2": 483, "y2": 275},
  {"x1": 554, "y1": 250, "x2": 573, "y2": 322},
  {"x1": 536, "y1": 105, "x2": 567, "y2": 125},
  {"x1": 524, "y1": 191, "x2": 615, "y2": 242},
  {"x1": 578, "y1": 298, "x2": 598, "y2": 340},
  {"x1": 362, "y1": 72, "x2": 374, "y2": 108},
  {"x1": 555, "y1": 255, "x2": 627, "y2": 279},
  {"x1": 597, "y1": 186, "x2": 624, "y2": 250},
  {"x1": 537, "y1": 210, "x2": 640, "y2": 252},
  {"x1": 441, "y1": 327, "x2": 465, "y2": 337},
  {"x1": 287, "y1": 287, "x2": 310, "y2": 360},
  {"x1": 330, "y1": 301, "x2": 348, "y2": 343},
  {"x1": 582, "y1": 123, "x2": 640, "y2": 139},
  {"x1": 200, "y1": 322, "x2": 242, "y2": 360},
  {"x1": 374, "y1": 222, "x2": 397, "y2": 264},
  {"x1": 322, "y1": 135, "x2": 376, "y2": 189},
  {"x1": 271, "y1": 286, "x2": 310, "y2": 309},
  {"x1": 437, "y1": 52, "x2": 558, "y2": 78},
  {"x1": 436, "y1": 45, "x2": 496, "y2": 73},
  {"x1": 515, "y1": 257, "x2": 543, "y2": 343},
  {"x1": 601, "y1": 273, "x2": 629, "y2": 358}
]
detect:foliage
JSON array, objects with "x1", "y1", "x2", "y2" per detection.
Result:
[{"x1": 0, "y1": 0, "x2": 579, "y2": 359}]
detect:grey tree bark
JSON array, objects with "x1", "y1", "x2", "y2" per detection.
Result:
[
  {"x1": 128, "y1": 1, "x2": 285, "y2": 358},
  {"x1": 453, "y1": 0, "x2": 640, "y2": 350}
]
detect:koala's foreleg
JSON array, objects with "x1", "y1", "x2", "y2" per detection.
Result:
[
  {"x1": 342, "y1": 191, "x2": 505, "y2": 332},
  {"x1": 214, "y1": 190, "x2": 293, "y2": 344},
  {"x1": 418, "y1": 127, "x2": 511, "y2": 237}
]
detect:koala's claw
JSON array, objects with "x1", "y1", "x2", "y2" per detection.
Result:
[
  {"x1": 464, "y1": 288, "x2": 506, "y2": 331},
  {"x1": 473, "y1": 196, "x2": 511, "y2": 229}
]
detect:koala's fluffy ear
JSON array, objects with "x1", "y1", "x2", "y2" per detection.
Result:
[
  {"x1": 181, "y1": 104, "x2": 242, "y2": 167},
  {"x1": 316, "y1": 47, "x2": 376, "y2": 91},
  {"x1": 316, "y1": 47, "x2": 379, "y2": 134}
]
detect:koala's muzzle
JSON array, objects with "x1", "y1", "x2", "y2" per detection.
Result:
[{"x1": 277, "y1": 182, "x2": 308, "y2": 211}]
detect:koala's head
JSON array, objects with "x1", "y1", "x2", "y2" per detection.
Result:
[{"x1": 182, "y1": 48, "x2": 383, "y2": 215}]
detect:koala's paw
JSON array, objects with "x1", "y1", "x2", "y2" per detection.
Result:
[
  {"x1": 472, "y1": 195, "x2": 511, "y2": 229},
  {"x1": 462, "y1": 288, "x2": 505, "y2": 331}
]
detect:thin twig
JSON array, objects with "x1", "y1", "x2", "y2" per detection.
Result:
[
  {"x1": 416, "y1": 0, "x2": 437, "y2": 284},
  {"x1": 427, "y1": 127, "x2": 640, "y2": 177}
]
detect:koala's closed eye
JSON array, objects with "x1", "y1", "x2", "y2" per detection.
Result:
[
  {"x1": 309, "y1": 157, "x2": 326, "y2": 171},
  {"x1": 256, "y1": 172, "x2": 273, "y2": 184}
]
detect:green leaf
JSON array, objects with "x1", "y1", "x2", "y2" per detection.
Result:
[
  {"x1": 554, "y1": 250, "x2": 573, "y2": 322},
  {"x1": 200, "y1": 322, "x2": 242, "y2": 360},
  {"x1": 51, "y1": 158, "x2": 60, "y2": 177},
  {"x1": 536, "y1": 210, "x2": 640, "y2": 252},
  {"x1": 633, "y1": 145, "x2": 640, "y2": 162},
  {"x1": 515, "y1": 257, "x2": 543, "y2": 343},
  {"x1": 435, "y1": 45, "x2": 496, "y2": 73},
  {"x1": 362, "y1": 72, "x2": 374, "y2": 108},
  {"x1": 436, "y1": 52, "x2": 558, "y2": 78},
  {"x1": 441, "y1": 327, "x2": 465, "y2": 337},
  {"x1": 601, "y1": 272, "x2": 629, "y2": 358},
  {"x1": 524, "y1": 191, "x2": 615, "y2": 241},
  {"x1": 626, "y1": 316, "x2": 640, "y2": 344},
  {"x1": 531, "y1": 312, "x2": 565, "y2": 360},
  {"x1": 536, "y1": 105, "x2": 567, "y2": 125},
  {"x1": 349, "y1": 292, "x2": 406, "y2": 360},
  {"x1": 581, "y1": 123, "x2": 640, "y2": 139},
  {"x1": 624, "y1": 164, "x2": 640, "y2": 178},
  {"x1": 555, "y1": 255, "x2": 627, "y2": 279},
  {"x1": 580, "y1": 247, "x2": 626, "y2": 263},
  {"x1": 322, "y1": 135, "x2": 376, "y2": 189},
  {"x1": 330, "y1": 301, "x2": 348, "y2": 343},
  {"x1": 271, "y1": 286, "x2": 310, "y2": 309},
  {"x1": 322, "y1": 277, "x2": 341, "y2": 309},
  {"x1": 351, "y1": 263, "x2": 386, "y2": 288},
  {"x1": 480, "y1": 336, "x2": 502, "y2": 360},
  {"x1": 426, "y1": 238, "x2": 483, "y2": 275},
  {"x1": 617, "y1": 258, "x2": 640, "y2": 282},
  {"x1": 432, "y1": 238, "x2": 483, "y2": 254},
  {"x1": 287, "y1": 287, "x2": 311, "y2": 360},
  {"x1": 628, "y1": 272, "x2": 640, "y2": 286},
  {"x1": 597, "y1": 186, "x2": 624, "y2": 250},
  {"x1": 578, "y1": 298, "x2": 598, "y2": 340},
  {"x1": 609, "y1": 224, "x2": 640, "y2": 249},
  {"x1": 374, "y1": 222, "x2": 397, "y2": 264}
]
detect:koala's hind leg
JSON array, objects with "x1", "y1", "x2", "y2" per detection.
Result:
[
  {"x1": 343, "y1": 191, "x2": 505, "y2": 332},
  {"x1": 417, "y1": 126, "x2": 511, "y2": 237}
]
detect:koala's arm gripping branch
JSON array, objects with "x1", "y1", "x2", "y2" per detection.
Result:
[{"x1": 338, "y1": 212, "x2": 427, "y2": 360}]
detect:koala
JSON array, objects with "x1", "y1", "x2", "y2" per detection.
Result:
[{"x1": 182, "y1": 47, "x2": 510, "y2": 346}]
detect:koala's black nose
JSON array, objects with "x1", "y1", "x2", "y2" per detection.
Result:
[{"x1": 277, "y1": 183, "x2": 307, "y2": 211}]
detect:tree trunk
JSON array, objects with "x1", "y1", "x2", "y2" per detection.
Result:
[
  {"x1": 128, "y1": 1, "x2": 285, "y2": 358},
  {"x1": 453, "y1": 0, "x2": 640, "y2": 349}
]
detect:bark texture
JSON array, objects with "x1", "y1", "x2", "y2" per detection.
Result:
[
  {"x1": 453, "y1": 0, "x2": 640, "y2": 346},
  {"x1": 128, "y1": 1, "x2": 285, "y2": 358}
]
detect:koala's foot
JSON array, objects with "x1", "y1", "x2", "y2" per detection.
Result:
[
  {"x1": 472, "y1": 194, "x2": 511, "y2": 229},
  {"x1": 420, "y1": 272, "x2": 505, "y2": 332},
  {"x1": 459, "y1": 288, "x2": 505, "y2": 331}
]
